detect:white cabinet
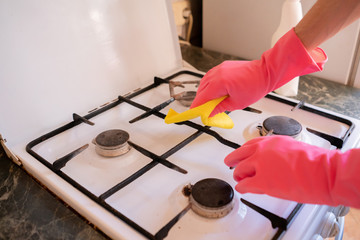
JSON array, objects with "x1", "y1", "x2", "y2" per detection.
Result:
[{"x1": 203, "y1": 0, "x2": 360, "y2": 86}]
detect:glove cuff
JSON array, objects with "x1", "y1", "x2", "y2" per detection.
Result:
[{"x1": 264, "y1": 28, "x2": 328, "y2": 91}]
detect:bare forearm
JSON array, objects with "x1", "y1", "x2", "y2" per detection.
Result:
[{"x1": 295, "y1": 0, "x2": 360, "y2": 50}]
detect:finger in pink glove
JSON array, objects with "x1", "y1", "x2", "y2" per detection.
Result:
[
  {"x1": 191, "y1": 28, "x2": 327, "y2": 117},
  {"x1": 225, "y1": 135, "x2": 360, "y2": 208}
]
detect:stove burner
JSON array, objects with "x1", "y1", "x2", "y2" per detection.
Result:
[
  {"x1": 178, "y1": 91, "x2": 197, "y2": 107},
  {"x1": 185, "y1": 178, "x2": 235, "y2": 218},
  {"x1": 259, "y1": 116, "x2": 302, "y2": 138},
  {"x1": 169, "y1": 80, "x2": 200, "y2": 107},
  {"x1": 93, "y1": 129, "x2": 130, "y2": 157}
]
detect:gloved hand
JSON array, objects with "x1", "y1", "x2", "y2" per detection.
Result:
[
  {"x1": 191, "y1": 28, "x2": 327, "y2": 117},
  {"x1": 225, "y1": 135, "x2": 360, "y2": 208}
]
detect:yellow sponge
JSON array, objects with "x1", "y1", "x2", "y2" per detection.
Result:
[{"x1": 164, "y1": 96, "x2": 234, "y2": 129}]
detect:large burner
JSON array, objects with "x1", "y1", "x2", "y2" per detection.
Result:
[
  {"x1": 259, "y1": 116, "x2": 302, "y2": 138},
  {"x1": 184, "y1": 178, "x2": 235, "y2": 218},
  {"x1": 93, "y1": 129, "x2": 130, "y2": 157}
]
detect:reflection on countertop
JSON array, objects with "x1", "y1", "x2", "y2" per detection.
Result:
[{"x1": 1, "y1": 43, "x2": 360, "y2": 239}]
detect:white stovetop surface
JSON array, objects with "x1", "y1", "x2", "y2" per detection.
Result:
[{"x1": 9, "y1": 72, "x2": 360, "y2": 240}]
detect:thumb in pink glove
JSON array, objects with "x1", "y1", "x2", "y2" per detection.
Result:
[
  {"x1": 191, "y1": 28, "x2": 327, "y2": 117},
  {"x1": 225, "y1": 135, "x2": 360, "y2": 208}
]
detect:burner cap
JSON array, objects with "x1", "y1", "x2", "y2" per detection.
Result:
[
  {"x1": 263, "y1": 116, "x2": 302, "y2": 137},
  {"x1": 95, "y1": 129, "x2": 129, "y2": 148},
  {"x1": 189, "y1": 178, "x2": 234, "y2": 218},
  {"x1": 94, "y1": 129, "x2": 130, "y2": 157}
]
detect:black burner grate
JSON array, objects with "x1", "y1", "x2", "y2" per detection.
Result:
[{"x1": 26, "y1": 70, "x2": 354, "y2": 240}]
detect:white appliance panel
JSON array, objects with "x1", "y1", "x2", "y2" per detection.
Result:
[{"x1": 0, "y1": 0, "x2": 182, "y2": 146}]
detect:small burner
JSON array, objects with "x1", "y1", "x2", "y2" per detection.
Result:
[
  {"x1": 178, "y1": 91, "x2": 197, "y2": 107},
  {"x1": 184, "y1": 178, "x2": 235, "y2": 218},
  {"x1": 259, "y1": 116, "x2": 302, "y2": 138},
  {"x1": 169, "y1": 80, "x2": 199, "y2": 107},
  {"x1": 93, "y1": 129, "x2": 130, "y2": 157}
]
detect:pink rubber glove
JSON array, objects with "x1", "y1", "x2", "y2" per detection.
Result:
[
  {"x1": 225, "y1": 135, "x2": 360, "y2": 208},
  {"x1": 191, "y1": 28, "x2": 327, "y2": 116}
]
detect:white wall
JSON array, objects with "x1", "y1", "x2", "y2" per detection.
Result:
[{"x1": 203, "y1": 0, "x2": 360, "y2": 85}]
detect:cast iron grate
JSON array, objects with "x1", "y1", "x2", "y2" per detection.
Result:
[{"x1": 26, "y1": 70, "x2": 354, "y2": 240}]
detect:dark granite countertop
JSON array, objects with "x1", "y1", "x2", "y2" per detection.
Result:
[{"x1": 1, "y1": 44, "x2": 360, "y2": 239}]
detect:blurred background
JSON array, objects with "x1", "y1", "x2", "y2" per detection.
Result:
[{"x1": 172, "y1": 0, "x2": 360, "y2": 88}]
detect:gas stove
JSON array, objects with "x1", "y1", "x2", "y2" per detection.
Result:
[
  {"x1": 1, "y1": 1, "x2": 360, "y2": 239},
  {"x1": 3, "y1": 70, "x2": 356, "y2": 240}
]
